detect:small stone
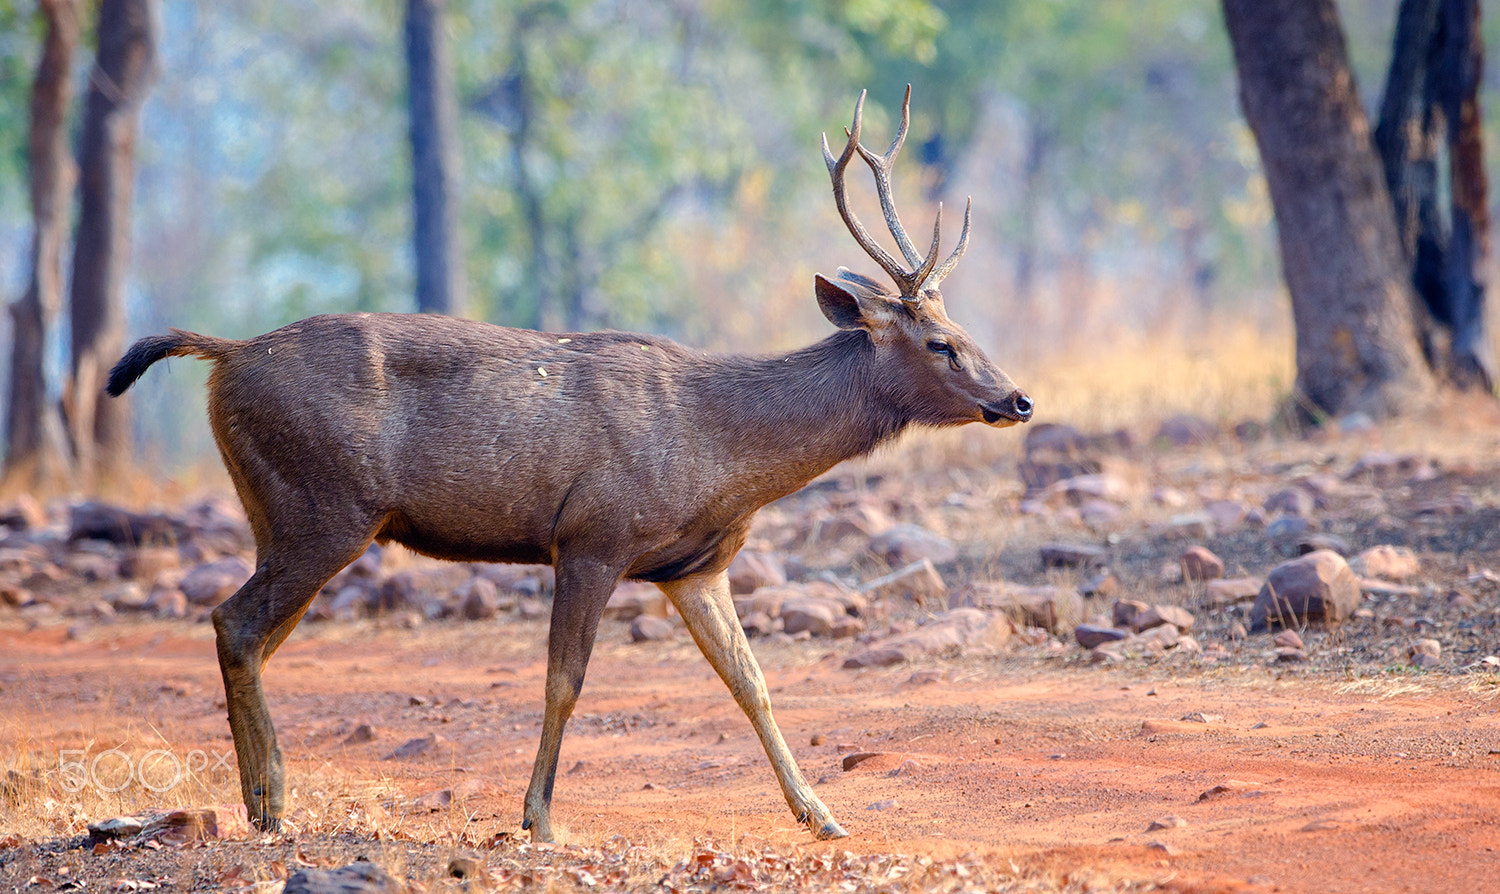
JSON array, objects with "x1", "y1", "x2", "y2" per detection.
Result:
[
  {"x1": 739, "y1": 610, "x2": 777, "y2": 637},
  {"x1": 888, "y1": 759, "x2": 921, "y2": 777},
  {"x1": 1273, "y1": 630, "x2": 1304, "y2": 651},
  {"x1": 1264, "y1": 487, "x2": 1315, "y2": 516},
  {"x1": 1274, "y1": 647, "x2": 1308, "y2": 663},
  {"x1": 1205, "y1": 577, "x2": 1262, "y2": 607},
  {"x1": 1075, "y1": 624, "x2": 1130, "y2": 649},
  {"x1": 780, "y1": 596, "x2": 841, "y2": 637},
  {"x1": 1179, "y1": 712, "x2": 1223, "y2": 723},
  {"x1": 343, "y1": 723, "x2": 377, "y2": 745},
  {"x1": 1040, "y1": 542, "x2": 1106, "y2": 569},
  {"x1": 1155, "y1": 414, "x2": 1214, "y2": 447},
  {"x1": 88, "y1": 815, "x2": 145, "y2": 839},
  {"x1": 1408, "y1": 639, "x2": 1441, "y2": 660},
  {"x1": 1180, "y1": 546, "x2": 1224, "y2": 582},
  {"x1": 869, "y1": 524, "x2": 958, "y2": 566},
  {"x1": 142, "y1": 805, "x2": 251, "y2": 843},
  {"x1": 829, "y1": 616, "x2": 865, "y2": 639},
  {"x1": 1204, "y1": 500, "x2": 1250, "y2": 533},
  {"x1": 1146, "y1": 815, "x2": 1187, "y2": 832},
  {"x1": 1266, "y1": 515, "x2": 1313, "y2": 544},
  {"x1": 1139, "y1": 604, "x2": 1195, "y2": 633},
  {"x1": 1113, "y1": 600, "x2": 1150, "y2": 631},
  {"x1": 1298, "y1": 533, "x2": 1350, "y2": 556},
  {"x1": 1166, "y1": 512, "x2": 1215, "y2": 540},
  {"x1": 630, "y1": 615, "x2": 675, "y2": 642},
  {"x1": 178, "y1": 557, "x2": 253, "y2": 607},
  {"x1": 145, "y1": 587, "x2": 188, "y2": 620},
  {"x1": 1351, "y1": 545, "x2": 1421, "y2": 582},
  {"x1": 727, "y1": 550, "x2": 787, "y2": 595},
  {"x1": 866, "y1": 799, "x2": 898, "y2": 811},
  {"x1": 1079, "y1": 570, "x2": 1119, "y2": 599},
  {"x1": 603, "y1": 581, "x2": 665, "y2": 622},
  {"x1": 861, "y1": 559, "x2": 946, "y2": 606},
  {"x1": 384, "y1": 734, "x2": 442, "y2": 760},
  {"x1": 460, "y1": 578, "x2": 502, "y2": 620},
  {"x1": 810, "y1": 734, "x2": 826, "y2": 746},
  {"x1": 283, "y1": 861, "x2": 402, "y2": 894}
]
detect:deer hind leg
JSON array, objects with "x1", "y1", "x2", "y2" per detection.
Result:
[
  {"x1": 522, "y1": 555, "x2": 620, "y2": 842},
  {"x1": 659, "y1": 571, "x2": 847, "y2": 840},
  {"x1": 211, "y1": 533, "x2": 373, "y2": 832}
]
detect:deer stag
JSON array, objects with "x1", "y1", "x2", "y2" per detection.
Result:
[{"x1": 105, "y1": 87, "x2": 1031, "y2": 842}]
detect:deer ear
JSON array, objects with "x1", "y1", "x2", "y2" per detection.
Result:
[{"x1": 815, "y1": 271, "x2": 892, "y2": 330}]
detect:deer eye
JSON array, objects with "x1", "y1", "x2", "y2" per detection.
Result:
[{"x1": 926, "y1": 341, "x2": 953, "y2": 356}]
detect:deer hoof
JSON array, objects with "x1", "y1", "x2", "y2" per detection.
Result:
[{"x1": 815, "y1": 820, "x2": 849, "y2": 840}]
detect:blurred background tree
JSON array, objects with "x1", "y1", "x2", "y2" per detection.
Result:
[{"x1": 0, "y1": 0, "x2": 1496, "y2": 477}]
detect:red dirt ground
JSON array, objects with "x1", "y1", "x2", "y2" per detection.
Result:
[{"x1": 3, "y1": 617, "x2": 1498, "y2": 893}]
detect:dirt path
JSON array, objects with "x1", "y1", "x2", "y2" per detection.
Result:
[{"x1": 3, "y1": 619, "x2": 1499, "y2": 893}]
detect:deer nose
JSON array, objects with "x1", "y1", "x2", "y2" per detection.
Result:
[{"x1": 1012, "y1": 390, "x2": 1034, "y2": 421}]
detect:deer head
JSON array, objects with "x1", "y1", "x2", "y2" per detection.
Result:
[{"x1": 819, "y1": 87, "x2": 1033, "y2": 429}]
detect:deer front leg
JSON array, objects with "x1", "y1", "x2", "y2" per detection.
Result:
[
  {"x1": 660, "y1": 572, "x2": 848, "y2": 840},
  {"x1": 522, "y1": 556, "x2": 618, "y2": 842}
]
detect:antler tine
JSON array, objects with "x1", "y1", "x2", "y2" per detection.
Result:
[
  {"x1": 906, "y1": 201, "x2": 943, "y2": 302},
  {"x1": 919, "y1": 196, "x2": 973, "y2": 292},
  {"x1": 822, "y1": 90, "x2": 911, "y2": 288},
  {"x1": 854, "y1": 85, "x2": 923, "y2": 269}
]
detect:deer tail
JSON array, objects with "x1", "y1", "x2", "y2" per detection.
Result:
[{"x1": 105, "y1": 329, "x2": 240, "y2": 397}]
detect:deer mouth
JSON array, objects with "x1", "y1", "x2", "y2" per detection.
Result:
[{"x1": 980, "y1": 392, "x2": 1034, "y2": 427}]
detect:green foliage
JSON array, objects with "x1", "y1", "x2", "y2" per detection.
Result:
[{"x1": 0, "y1": 1, "x2": 41, "y2": 221}]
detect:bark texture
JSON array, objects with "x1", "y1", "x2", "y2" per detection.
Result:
[
  {"x1": 4, "y1": 0, "x2": 79, "y2": 489},
  {"x1": 1224, "y1": 0, "x2": 1435, "y2": 420},
  {"x1": 68, "y1": 0, "x2": 156, "y2": 478},
  {"x1": 405, "y1": 0, "x2": 464, "y2": 316}
]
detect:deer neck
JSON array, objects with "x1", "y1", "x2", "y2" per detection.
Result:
[{"x1": 700, "y1": 330, "x2": 911, "y2": 493}]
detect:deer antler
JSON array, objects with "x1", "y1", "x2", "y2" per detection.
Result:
[{"x1": 822, "y1": 86, "x2": 971, "y2": 304}]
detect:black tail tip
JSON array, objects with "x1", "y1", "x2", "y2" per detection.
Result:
[{"x1": 105, "y1": 335, "x2": 181, "y2": 396}]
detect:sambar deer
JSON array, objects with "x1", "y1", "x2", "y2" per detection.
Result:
[{"x1": 106, "y1": 88, "x2": 1032, "y2": 841}]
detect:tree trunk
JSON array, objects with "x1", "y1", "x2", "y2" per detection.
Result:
[
  {"x1": 405, "y1": 0, "x2": 464, "y2": 317},
  {"x1": 4, "y1": 0, "x2": 79, "y2": 490},
  {"x1": 68, "y1": 0, "x2": 156, "y2": 480},
  {"x1": 1223, "y1": 0, "x2": 1435, "y2": 421},
  {"x1": 1373, "y1": 0, "x2": 1446, "y2": 361},
  {"x1": 1435, "y1": 0, "x2": 1492, "y2": 391}
]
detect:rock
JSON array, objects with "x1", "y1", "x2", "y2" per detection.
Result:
[
  {"x1": 377, "y1": 567, "x2": 474, "y2": 614},
  {"x1": 1042, "y1": 472, "x2": 1130, "y2": 507},
  {"x1": 326, "y1": 585, "x2": 373, "y2": 621},
  {"x1": 740, "y1": 611, "x2": 777, "y2": 637},
  {"x1": 1112, "y1": 600, "x2": 1150, "y2": 631},
  {"x1": 1408, "y1": 639, "x2": 1441, "y2": 661},
  {"x1": 145, "y1": 587, "x2": 188, "y2": 619},
  {"x1": 0, "y1": 495, "x2": 47, "y2": 531},
  {"x1": 343, "y1": 723, "x2": 377, "y2": 745},
  {"x1": 120, "y1": 546, "x2": 180, "y2": 581},
  {"x1": 1351, "y1": 545, "x2": 1421, "y2": 582},
  {"x1": 179, "y1": 557, "x2": 254, "y2": 607},
  {"x1": 1273, "y1": 630, "x2": 1304, "y2": 651},
  {"x1": 384, "y1": 734, "x2": 442, "y2": 761},
  {"x1": 283, "y1": 861, "x2": 403, "y2": 894},
  {"x1": 88, "y1": 815, "x2": 146, "y2": 839},
  {"x1": 780, "y1": 596, "x2": 841, "y2": 637},
  {"x1": 830, "y1": 616, "x2": 865, "y2": 638},
  {"x1": 861, "y1": 559, "x2": 946, "y2": 606},
  {"x1": 630, "y1": 615, "x2": 675, "y2": 642},
  {"x1": 141, "y1": 805, "x2": 251, "y2": 843},
  {"x1": 727, "y1": 550, "x2": 787, "y2": 595},
  {"x1": 1079, "y1": 570, "x2": 1119, "y2": 599},
  {"x1": 459, "y1": 578, "x2": 502, "y2": 620},
  {"x1": 602, "y1": 581, "x2": 665, "y2": 621},
  {"x1": 817, "y1": 504, "x2": 892, "y2": 542},
  {"x1": 1139, "y1": 605, "x2": 1196, "y2": 633},
  {"x1": 869, "y1": 524, "x2": 958, "y2": 566},
  {"x1": 1298, "y1": 533, "x2": 1350, "y2": 556},
  {"x1": 1146, "y1": 815, "x2": 1188, "y2": 831},
  {"x1": 841, "y1": 608, "x2": 1011, "y2": 668},
  {"x1": 1079, "y1": 500, "x2": 1123, "y2": 527},
  {"x1": 1251, "y1": 550, "x2": 1361, "y2": 630},
  {"x1": 68, "y1": 502, "x2": 185, "y2": 546},
  {"x1": 1266, "y1": 515, "x2": 1314, "y2": 544},
  {"x1": 1264, "y1": 487, "x2": 1315, "y2": 517},
  {"x1": 66, "y1": 551, "x2": 120, "y2": 583},
  {"x1": 1275, "y1": 647, "x2": 1308, "y2": 663},
  {"x1": 1205, "y1": 577, "x2": 1262, "y2": 607},
  {"x1": 1204, "y1": 500, "x2": 1250, "y2": 533},
  {"x1": 1155, "y1": 414, "x2": 1214, "y2": 447},
  {"x1": 1152, "y1": 486, "x2": 1188, "y2": 508},
  {"x1": 1166, "y1": 513, "x2": 1215, "y2": 540},
  {"x1": 952, "y1": 583, "x2": 1076, "y2": 632},
  {"x1": 1074, "y1": 624, "x2": 1129, "y2": 649},
  {"x1": 105, "y1": 583, "x2": 147, "y2": 612},
  {"x1": 1040, "y1": 542, "x2": 1105, "y2": 569},
  {"x1": 1180, "y1": 546, "x2": 1224, "y2": 582}
]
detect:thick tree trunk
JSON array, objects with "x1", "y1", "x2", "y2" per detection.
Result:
[
  {"x1": 4, "y1": 0, "x2": 79, "y2": 490},
  {"x1": 405, "y1": 0, "x2": 464, "y2": 316},
  {"x1": 68, "y1": 0, "x2": 156, "y2": 480},
  {"x1": 1223, "y1": 0, "x2": 1435, "y2": 421}
]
